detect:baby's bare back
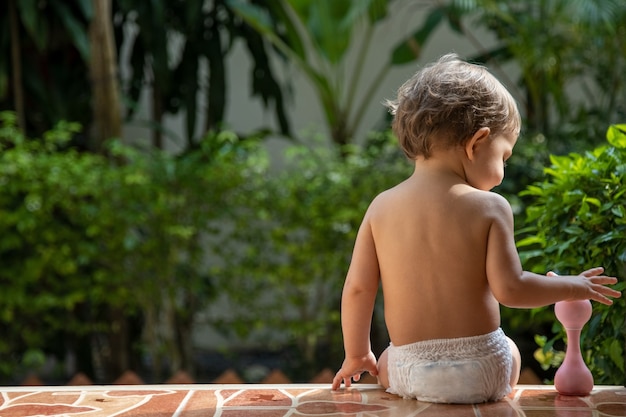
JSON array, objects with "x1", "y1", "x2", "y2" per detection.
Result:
[{"x1": 368, "y1": 173, "x2": 502, "y2": 346}]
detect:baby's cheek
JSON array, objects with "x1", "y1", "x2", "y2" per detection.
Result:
[
  {"x1": 468, "y1": 164, "x2": 504, "y2": 190},
  {"x1": 485, "y1": 166, "x2": 505, "y2": 190}
]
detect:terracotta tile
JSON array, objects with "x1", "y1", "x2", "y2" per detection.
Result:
[
  {"x1": 525, "y1": 411, "x2": 593, "y2": 417},
  {"x1": 1, "y1": 402, "x2": 95, "y2": 416},
  {"x1": 413, "y1": 403, "x2": 479, "y2": 416},
  {"x1": 104, "y1": 389, "x2": 185, "y2": 416},
  {"x1": 220, "y1": 410, "x2": 292, "y2": 416},
  {"x1": 515, "y1": 387, "x2": 561, "y2": 407},
  {"x1": 173, "y1": 390, "x2": 217, "y2": 416},
  {"x1": 477, "y1": 399, "x2": 519, "y2": 417},
  {"x1": 552, "y1": 394, "x2": 591, "y2": 408},
  {"x1": 223, "y1": 388, "x2": 293, "y2": 407},
  {"x1": 596, "y1": 402, "x2": 626, "y2": 416},
  {"x1": 295, "y1": 399, "x2": 390, "y2": 415},
  {"x1": 0, "y1": 384, "x2": 623, "y2": 417},
  {"x1": 7, "y1": 390, "x2": 82, "y2": 405},
  {"x1": 588, "y1": 386, "x2": 626, "y2": 404}
]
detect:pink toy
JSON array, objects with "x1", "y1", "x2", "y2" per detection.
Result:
[{"x1": 553, "y1": 298, "x2": 594, "y2": 396}]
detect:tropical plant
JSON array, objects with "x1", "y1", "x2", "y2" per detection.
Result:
[
  {"x1": 1, "y1": 0, "x2": 292, "y2": 151},
  {"x1": 516, "y1": 124, "x2": 626, "y2": 384},
  {"x1": 228, "y1": 0, "x2": 447, "y2": 147},
  {"x1": 1, "y1": 0, "x2": 93, "y2": 137},
  {"x1": 432, "y1": 0, "x2": 626, "y2": 150},
  {"x1": 113, "y1": 0, "x2": 291, "y2": 150}
]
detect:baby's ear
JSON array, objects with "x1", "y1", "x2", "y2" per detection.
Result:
[{"x1": 464, "y1": 127, "x2": 491, "y2": 161}]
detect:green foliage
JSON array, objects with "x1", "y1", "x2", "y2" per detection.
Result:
[
  {"x1": 0, "y1": 109, "x2": 412, "y2": 381},
  {"x1": 114, "y1": 0, "x2": 290, "y2": 148},
  {"x1": 442, "y1": 0, "x2": 626, "y2": 146},
  {"x1": 0, "y1": 111, "x2": 261, "y2": 381},
  {"x1": 0, "y1": 112, "x2": 125, "y2": 379},
  {"x1": 214, "y1": 131, "x2": 411, "y2": 377},
  {"x1": 533, "y1": 334, "x2": 565, "y2": 372},
  {"x1": 102, "y1": 131, "x2": 260, "y2": 376},
  {"x1": 15, "y1": 0, "x2": 92, "y2": 60},
  {"x1": 2, "y1": 0, "x2": 289, "y2": 149},
  {"x1": 0, "y1": 0, "x2": 93, "y2": 134},
  {"x1": 516, "y1": 124, "x2": 626, "y2": 384}
]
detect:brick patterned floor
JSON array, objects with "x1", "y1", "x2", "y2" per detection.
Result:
[{"x1": 0, "y1": 384, "x2": 625, "y2": 416}]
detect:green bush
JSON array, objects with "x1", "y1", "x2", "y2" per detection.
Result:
[
  {"x1": 0, "y1": 111, "x2": 262, "y2": 382},
  {"x1": 516, "y1": 124, "x2": 626, "y2": 384},
  {"x1": 213, "y1": 131, "x2": 411, "y2": 379},
  {"x1": 0, "y1": 112, "x2": 130, "y2": 379}
]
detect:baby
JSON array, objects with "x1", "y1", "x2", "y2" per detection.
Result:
[{"x1": 331, "y1": 53, "x2": 621, "y2": 403}]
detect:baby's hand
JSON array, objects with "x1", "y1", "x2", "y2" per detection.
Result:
[
  {"x1": 331, "y1": 352, "x2": 378, "y2": 391},
  {"x1": 549, "y1": 267, "x2": 621, "y2": 305}
]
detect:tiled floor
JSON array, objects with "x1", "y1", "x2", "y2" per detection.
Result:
[{"x1": 0, "y1": 384, "x2": 625, "y2": 416}]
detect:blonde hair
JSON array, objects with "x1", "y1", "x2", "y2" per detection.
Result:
[{"x1": 385, "y1": 53, "x2": 521, "y2": 160}]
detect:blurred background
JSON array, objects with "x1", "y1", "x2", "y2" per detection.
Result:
[{"x1": 0, "y1": 0, "x2": 624, "y2": 385}]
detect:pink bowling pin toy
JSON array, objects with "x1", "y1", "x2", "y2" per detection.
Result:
[{"x1": 553, "y1": 297, "x2": 594, "y2": 396}]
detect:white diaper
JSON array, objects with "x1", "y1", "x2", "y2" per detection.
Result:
[{"x1": 386, "y1": 328, "x2": 512, "y2": 404}]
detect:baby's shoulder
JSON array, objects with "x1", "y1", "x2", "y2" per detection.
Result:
[
  {"x1": 458, "y1": 189, "x2": 512, "y2": 217},
  {"x1": 368, "y1": 183, "x2": 409, "y2": 208}
]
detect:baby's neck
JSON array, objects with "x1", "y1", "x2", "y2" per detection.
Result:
[{"x1": 412, "y1": 150, "x2": 468, "y2": 184}]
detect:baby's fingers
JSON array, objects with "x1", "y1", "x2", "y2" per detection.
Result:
[
  {"x1": 581, "y1": 266, "x2": 605, "y2": 277},
  {"x1": 588, "y1": 275, "x2": 618, "y2": 285},
  {"x1": 590, "y1": 283, "x2": 622, "y2": 305},
  {"x1": 597, "y1": 284, "x2": 622, "y2": 299},
  {"x1": 336, "y1": 375, "x2": 352, "y2": 390},
  {"x1": 332, "y1": 370, "x2": 352, "y2": 390},
  {"x1": 591, "y1": 293, "x2": 616, "y2": 306}
]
